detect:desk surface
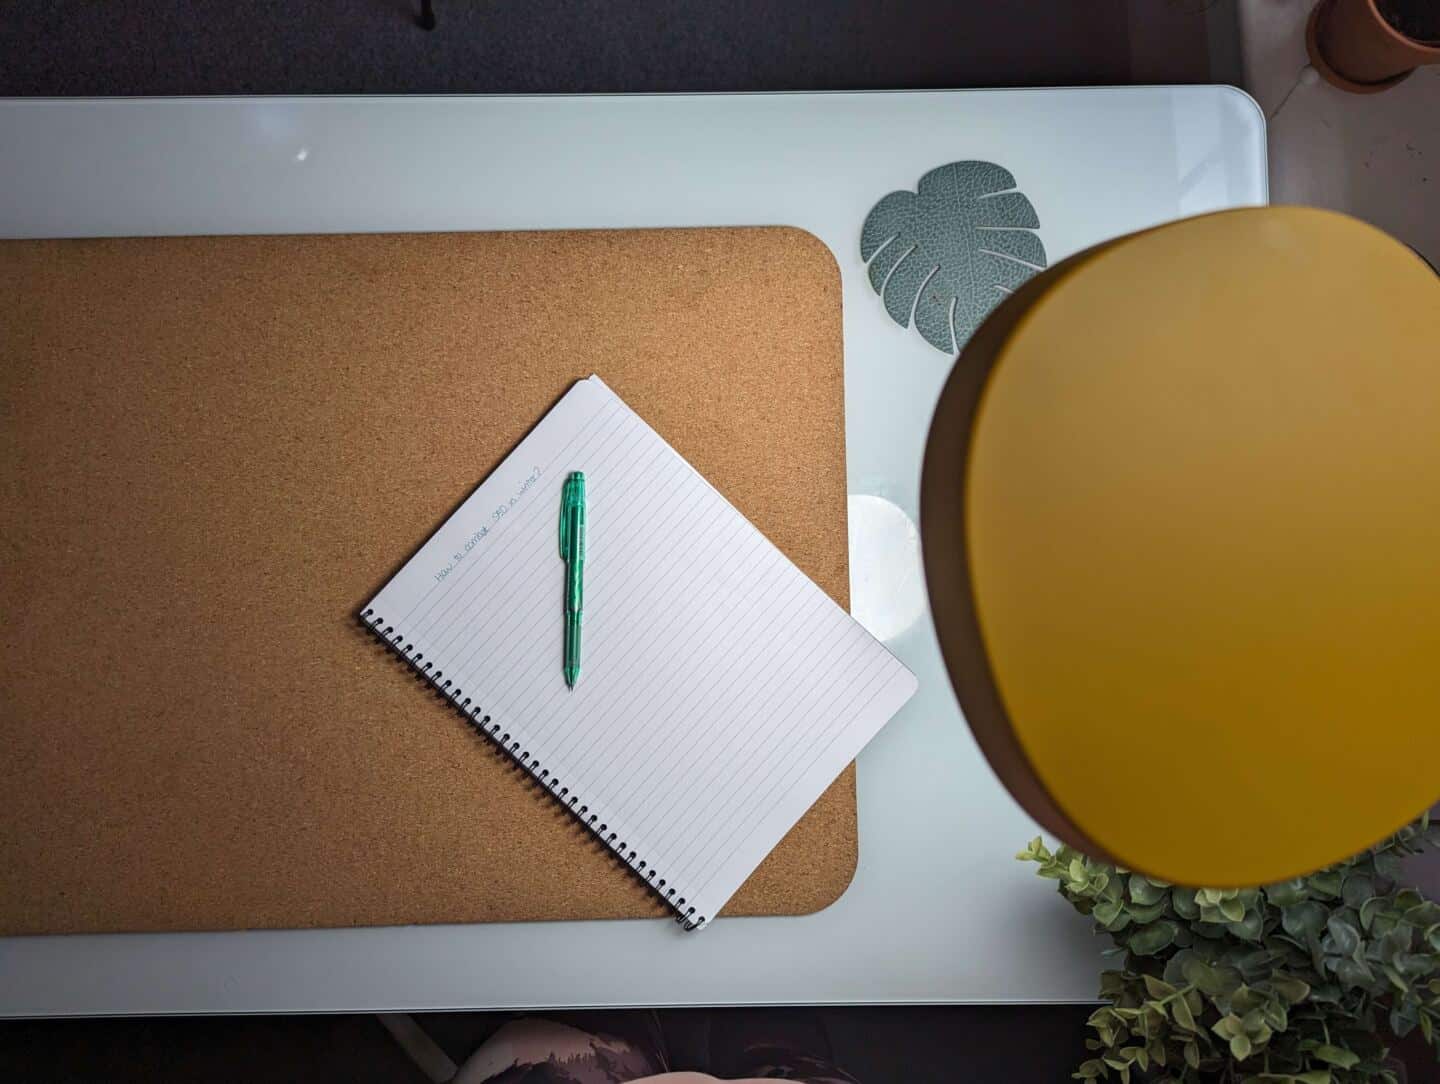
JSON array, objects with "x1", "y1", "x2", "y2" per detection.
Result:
[{"x1": 0, "y1": 89, "x2": 1266, "y2": 1016}]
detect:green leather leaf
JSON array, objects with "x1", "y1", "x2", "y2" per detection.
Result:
[{"x1": 860, "y1": 160, "x2": 1047, "y2": 354}]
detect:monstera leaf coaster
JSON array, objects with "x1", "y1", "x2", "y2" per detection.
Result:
[{"x1": 861, "y1": 161, "x2": 1048, "y2": 354}]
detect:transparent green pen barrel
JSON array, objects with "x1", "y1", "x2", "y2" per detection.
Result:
[
  {"x1": 564, "y1": 611, "x2": 583, "y2": 686},
  {"x1": 560, "y1": 471, "x2": 585, "y2": 687}
]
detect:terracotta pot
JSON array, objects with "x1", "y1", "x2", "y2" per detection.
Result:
[{"x1": 1308, "y1": 0, "x2": 1440, "y2": 92}]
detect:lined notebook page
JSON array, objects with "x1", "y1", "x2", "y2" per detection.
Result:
[{"x1": 363, "y1": 376, "x2": 917, "y2": 929}]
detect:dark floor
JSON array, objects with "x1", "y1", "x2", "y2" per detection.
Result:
[
  {"x1": 0, "y1": 1006, "x2": 1097, "y2": 1083},
  {"x1": 5, "y1": 1005, "x2": 1440, "y2": 1083},
  {"x1": 0, "y1": 0, "x2": 1241, "y2": 97}
]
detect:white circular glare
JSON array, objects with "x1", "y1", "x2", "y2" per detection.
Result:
[{"x1": 847, "y1": 494, "x2": 926, "y2": 642}]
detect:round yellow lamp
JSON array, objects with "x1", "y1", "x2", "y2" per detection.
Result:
[{"x1": 921, "y1": 206, "x2": 1440, "y2": 887}]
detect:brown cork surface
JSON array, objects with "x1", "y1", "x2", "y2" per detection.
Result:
[{"x1": 0, "y1": 228, "x2": 853, "y2": 935}]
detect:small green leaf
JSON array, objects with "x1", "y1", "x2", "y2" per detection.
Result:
[
  {"x1": 1359, "y1": 896, "x2": 1385, "y2": 932},
  {"x1": 1129, "y1": 874, "x2": 1165, "y2": 905},
  {"x1": 1230, "y1": 985, "x2": 1264, "y2": 1015},
  {"x1": 1324, "y1": 915, "x2": 1361, "y2": 958},
  {"x1": 1227, "y1": 911, "x2": 1265, "y2": 942},
  {"x1": 1333, "y1": 958, "x2": 1375, "y2": 988},
  {"x1": 1198, "y1": 903, "x2": 1228, "y2": 925},
  {"x1": 1308, "y1": 982, "x2": 1343, "y2": 1004},
  {"x1": 1162, "y1": 952, "x2": 1191, "y2": 987},
  {"x1": 1127, "y1": 901, "x2": 1167, "y2": 925},
  {"x1": 1184, "y1": 1040, "x2": 1201, "y2": 1069},
  {"x1": 1171, "y1": 887, "x2": 1199, "y2": 920},
  {"x1": 1390, "y1": 1003, "x2": 1419, "y2": 1037},
  {"x1": 1405, "y1": 900, "x2": 1440, "y2": 927},
  {"x1": 1309, "y1": 870, "x2": 1343, "y2": 898},
  {"x1": 1230, "y1": 1031, "x2": 1253, "y2": 1061},
  {"x1": 1073, "y1": 1058, "x2": 1104, "y2": 1080},
  {"x1": 1379, "y1": 925, "x2": 1413, "y2": 962},
  {"x1": 1282, "y1": 902, "x2": 1327, "y2": 941},
  {"x1": 1181, "y1": 953, "x2": 1219, "y2": 991},
  {"x1": 1340, "y1": 874, "x2": 1374, "y2": 910},
  {"x1": 1371, "y1": 910, "x2": 1400, "y2": 938},
  {"x1": 1265, "y1": 879, "x2": 1309, "y2": 907},
  {"x1": 1219, "y1": 895, "x2": 1247, "y2": 923},
  {"x1": 1374, "y1": 851, "x2": 1404, "y2": 880},
  {"x1": 1093, "y1": 899, "x2": 1123, "y2": 927},
  {"x1": 1148, "y1": 1038, "x2": 1166, "y2": 1067},
  {"x1": 1235, "y1": 948, "x2": 1276, "y2": 974},
  {"x1": 1172, "y1": 994, "x2": 1197, "y2": 1032},
  {"x1": 1142, "y1": 974, "x2": 1176, "y2": 1000},
  {"x1": 1311, "y1": 1044, "x2": 1359, "y2": 1069},
  {"x1": 1213, "y1": 1013, "x2": 1242, "y2": 1040},
  {"x1": 1269, "y1": 972, "x2": 1311, "y2": 1004},
  {"x1": 1213, "y1": 965, "x2": 1244, "y2": 997},
  {"x1": 1128, "y1": 920, "x2": 1178, "y2": 956}
]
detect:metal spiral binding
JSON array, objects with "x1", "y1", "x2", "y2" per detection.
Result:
[{"x1": 359, "y1": 607, "x2": 705, "y2": 931}]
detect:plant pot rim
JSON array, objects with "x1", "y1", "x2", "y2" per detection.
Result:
[{"x1": 1308, "y1": 0, "x2": 1412, "y2": 93}]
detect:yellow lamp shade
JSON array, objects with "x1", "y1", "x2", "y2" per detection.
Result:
[{"x1": 921, "y1": 207, "x2": 1440, "y2": 886}]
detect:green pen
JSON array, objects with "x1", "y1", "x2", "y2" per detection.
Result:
[{"x1": 559, "y1": 472, "x2": 586, "y2": 689}]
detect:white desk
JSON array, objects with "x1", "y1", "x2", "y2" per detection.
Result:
[{"x1": 0, "y1": 90, "x2": 1266, "y2": 1016}]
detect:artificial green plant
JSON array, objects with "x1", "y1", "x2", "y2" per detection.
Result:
[{"x1": 1019, "y1": 816, "x2": 1440, "y2": 1083}]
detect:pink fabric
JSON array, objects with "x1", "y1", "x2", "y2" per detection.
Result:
[
  {"x1": 634, "y1": 1075, "x2": 776, "y2": 1083},
  {"x1": 455, "y1": 1015, "x2": 856, "y2": 1084}
]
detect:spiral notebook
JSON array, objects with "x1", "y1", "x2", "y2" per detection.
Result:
[{"x1": 362, "y1": 375, "x2": 917, "y2": 929}]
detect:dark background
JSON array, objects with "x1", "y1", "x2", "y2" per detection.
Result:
[
  {"x1": 0, "y1": 0, "x2": 1240, "y2": 97},
  {"x1": 10, "y1": 3, "x2": 1427, "y2": 1084}
]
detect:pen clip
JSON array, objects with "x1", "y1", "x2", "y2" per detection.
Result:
[{"x1": 559, "y1": 495, "x2": 572, "y2": 558}]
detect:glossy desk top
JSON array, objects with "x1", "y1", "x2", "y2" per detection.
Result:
[{"x1": 0, "y1": 89, "x2": 1266, "y2": 1014}]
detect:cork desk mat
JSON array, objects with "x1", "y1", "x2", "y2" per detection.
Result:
[{"x1": 0, "y1": 227, "x2": 854, "y2": 935}]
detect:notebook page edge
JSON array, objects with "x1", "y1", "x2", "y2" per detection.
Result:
[{"x1": 361, "y1": 374, "x2": 918, "y2": 933}]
